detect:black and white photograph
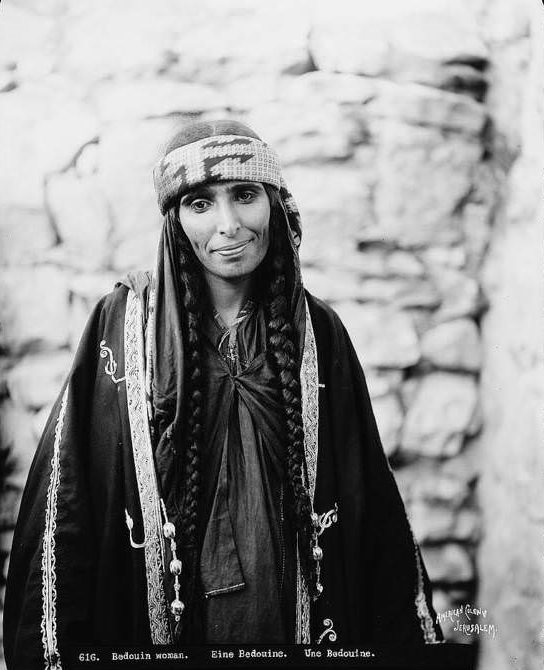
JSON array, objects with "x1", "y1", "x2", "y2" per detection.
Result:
[{"x1": 0, "y1": 1, "x2": 542, "y2": 669}]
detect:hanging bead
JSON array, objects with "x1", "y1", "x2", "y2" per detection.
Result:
[
  {"x1": 163, "y1": 521, "x2": 176, "y2": 539},
  {"x1": 170, "y1": 558, "x2": 183, "y2": 576},
  {"x1": 312, "y1": 545, "x2": 323, "y2": 562},
  {"x1": 160, "y1": 499, "x2": 186, "y2": 626},
  {"x1": 171, "y1": 599, "x2": 185, "y2": 617}
]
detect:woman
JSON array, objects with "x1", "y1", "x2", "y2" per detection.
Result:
[{"x1": 4, "y1": 120, "x2": 442, "y2": 668}]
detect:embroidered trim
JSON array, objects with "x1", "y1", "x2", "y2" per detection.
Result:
[
  {"x1": 145, "y1": 277, "x2": 156, "y2": 402},
  {"x1": 204, "y1": 582, "x2": 245, "y2": 598},
  {"x1": 414, "y1": 541, "x2": 439, "y2": 643},
  {"x1": 295, "y1": 541, "x2": 310, "y2": 644},
  {"x1": 154, "y1": 135, "x2": 283, "y2": 213},
  {"x1": 40, "y1": 385, "x2": 68, "y2": 670},
  {"x1": 99, "y1": 340, "x2": 126, "y2": 384},
  {"x1": 301, "y1": 299, "x2": 319, "y2": 501},
  {"x1": 317, "y1": 618, "x2": 337, "y2": 645},
  {"x1": 296, "y1": 299, "x2": 320, "y2": 643},
  {"x1": 317, "y1": 503, "x2": 339, "y2": 536},
  {"x1": 124, "y1": 290, "x2": 172, "y2": 644}
]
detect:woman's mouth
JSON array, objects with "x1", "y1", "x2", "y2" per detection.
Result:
[{"x1": 214, "y1": 240, "x2": 251, "y2": 257}]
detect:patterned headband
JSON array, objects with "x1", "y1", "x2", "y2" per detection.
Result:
[{"x1": 153, "y1": 133, "x2": 302, "y2": 246}]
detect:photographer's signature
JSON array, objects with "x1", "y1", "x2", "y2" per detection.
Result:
[{"x1": 436, "y1": 603, "x2": 497, "y2": 639}]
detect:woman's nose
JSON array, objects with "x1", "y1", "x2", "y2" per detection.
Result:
[{"x1": 216, "y1": 201, "x2": 241, "y2": 236}]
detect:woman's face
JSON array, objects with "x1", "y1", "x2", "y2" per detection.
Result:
[{"x1": 178, "y1": 180, "x2": 270, "y2": 283}]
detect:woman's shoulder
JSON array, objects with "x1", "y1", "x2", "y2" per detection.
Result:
[
  {"x1": 96, "y1": 270, "x2": 152, "y2": 314},
  {"x1": 305, "y1": 290, "x2": 347, "y2": 336},
  {"x1": 75, "y1": 271, "x2": 152, "y2": 344}
]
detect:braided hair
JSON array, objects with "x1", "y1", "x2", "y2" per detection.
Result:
[
  {"x1": 262, "y1": 186, "x2": 316, "y2": 590},
  {"x1": 163, "y1": 208, "x2": 205, "y2": 610}
]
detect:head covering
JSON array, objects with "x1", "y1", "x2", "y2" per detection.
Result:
[
  {"x1": 148, "y1": 119, "x2": 306, "y2": 500},
  {"x1": 153, "y1": 119, "x2": 302, "y2": 247}
]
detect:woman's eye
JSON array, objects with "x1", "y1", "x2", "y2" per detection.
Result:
[
  {"x1": 237, "y1": 190, "x2": 255, "y2": 203},
  {"x1": 190, "y1": 199, "x2": 210, "y2": 212}
]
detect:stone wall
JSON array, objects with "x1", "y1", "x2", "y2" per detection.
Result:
[
  {"x1": 476, "y1": 1, "x2": 544, "y2": 669},
  {"x1": 0, "y1": 1, "x2": 540, "y2": 668}
]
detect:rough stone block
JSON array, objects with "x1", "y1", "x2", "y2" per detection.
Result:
[
  {"x1": 396, "y1": 464, "x2": 471, "y2": 508},
  {"x1": 111, "y1": 229, "x2": 161, "y2": 274},
  {"x1": 61, "y1": 0, "x2": 312, "y2": 84},
  {"x1": 32, "y1": 406, "x2": 53, "y2": 443},
  {"x1": 247, "y1": 100, "x2": 363, "y2": 165},
  {"x1": 371, "y1": 392, "x2": 404, "y2": 457},
  {"x1": 409, "y1": 501, "x2": 480, "y2": 543},
  {"x1": 310, "y1": 1, "x2": 488, "y2": 91},
  {"x1": 167, "y1": 1, "x2": 313, "y2": 84},
  {"x1": 301, "y1": 267, "x2": 361, "y2": 303},
  {"x1": 354, "y1": 248, "x2": 426, "y2": 279},
  {"x1": 432, "y1": 270, "x2": 483, "y2": 321},
  {"x1": 6, "y1": 351, "x2": 72, "y2": 411},
  {"x1": 401, "y1": 372, "x2": 479, "y2": 457},
  {"x1": 409, "y1": 502, "x2": 456, "y2": 543},
  {"x1": 0, "y1": 266, "x2": 71, "y2": 353},
  {"x1": 278, "y1": 72, "x2": 378, "y2": 107},
  {"x1": 364, "y1": 369, "x2": 403, "y2": 399},
  {"x1": 334, "y1": 302, "x2": 420, "y2": 369},
  {"x1": 461, "y1": 202, "x2": 494, "y2": 271},
  {"x1": 69, "y1": 272, "x2": 119, "y2": 303},
  {"x1": 0, "y1": 207, "x2": 56, "y2": 266},
  {"x1": 0, "y1": 6, "x2": 56, "y2": 81},
  {"x1": 421, "y1": 319, "x2": 482, "y2": 371},
  {"x1": 366, "y1": 81, "x2": 488, "y2": 136},
  {"x1": 356, "y1": 277, "x2": 440, "y2": 309},
  {"x1": 46, "y1": 171, "x2": 111, "y2": 266},
  {"x1": 421, "y1": 543, "x2": 474, "y2": 583},
  {"x1": 0, "y1": 401, "x2": 37, "y2": 492},
  {"x1": 67, "y1": 273, "x2": 119, "y2": 353},
  {"x1": 97, "y1": 119, "x2": 175, "y2": 239},
  {"x1": 282, "y1": 164, "x2": 372, "y2": 267},
  {"x1": 363, "y1": 123, "x2": 481, "y2": 249},
  {"x1": 92, "y1": 80, "x2": 226, "y2": 123},
  {"x1": 0, "y1": 84, "x2": 99, "y2": 207},
  {"x1": 0, "y1": 487, "x2": 21, "y2": 530}
]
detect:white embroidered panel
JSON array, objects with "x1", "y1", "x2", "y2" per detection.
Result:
[
  {"x1": 40, "y1": 385, "x2": 69, "y2": 670},
  {"x1": 124, "y1": 290, "x2": 172, "y2": 644},
  {"x1": 414, "y1": 541, "x2": 439, "y2": 643},
  {"x1": 296, "y1": 299, "x2": 320, "y2": 644}
]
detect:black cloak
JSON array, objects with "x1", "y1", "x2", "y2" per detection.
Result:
[{"x1": 3, "y1": 275, "x2": 442, "y2": 669}]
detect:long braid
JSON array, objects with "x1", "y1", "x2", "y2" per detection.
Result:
[
  {"x1": 165, "y1": 208, "x2": 204, "y2": 613},
  {"x1": 264, "y1": 196, "x2": 316, "y2": 589}
]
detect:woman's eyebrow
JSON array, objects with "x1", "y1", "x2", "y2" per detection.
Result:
[
  {"x1": 228, "y1": 182, "x2": 262, "y2": 192},
  {"x1": 180, "y1": 186, "x2": 214, "y2": 203}
]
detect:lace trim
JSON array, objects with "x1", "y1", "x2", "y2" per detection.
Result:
[
  {"x1": 124, "y1": 290, "x2": 172, "y2": 644},
  {"x1": 40, "y1": 385, "x2": 68, "y2": 670},
  {"x1": 296, "y1": 298, "x2": 320, "y2": 643},
  {"x1": 414, "y1": 541, "x2": 439, "y2": 643},
  {"x1": 301, "y1": 299, "x2": 319, "y2": 500}
]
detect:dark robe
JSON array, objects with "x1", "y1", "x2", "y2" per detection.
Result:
[
  {"x1": 198, "y1": 301, "x2": 296, "y2": 642},
  {"x1": 3, "y1": 284, "x2": 442, "y2": 670}
]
